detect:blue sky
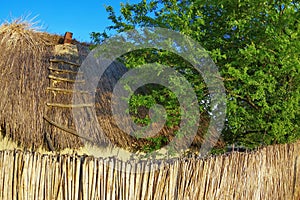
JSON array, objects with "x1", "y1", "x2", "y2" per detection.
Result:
[{"x1": 0, "y1": 0, "x2": 141, "y2": 42}]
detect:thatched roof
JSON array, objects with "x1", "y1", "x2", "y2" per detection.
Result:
[
  {"x1": 0, "y1": 20, "x2": 95, "y2": 150},
  {"x1": 0, "y1": 19, "x2": 223, "y2": 153},
  {"x1": 0, "y1": 20, "x2": 52, "y2": 149}
]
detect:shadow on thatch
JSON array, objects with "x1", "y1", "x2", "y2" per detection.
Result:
[{"x1": 93, "y1": 56, "x2": 223, "y2": 152}]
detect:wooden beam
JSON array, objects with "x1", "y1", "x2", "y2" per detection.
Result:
[
  {"x1": 43, "y1": 116, "x2": 94, "y2": 143},
  {"x1": 46, "y1": 87, "x2": 89, "y2": 94},
  {"x1": 48, "y1": 75, "x2": 85, "y2": 83},
  {"x1": 49, "y1": 58, "x2": 80, "y2": 67},
  {"x1": 45, "y1": 132, "x2": 55, "y2": 151},
  {"x1": 46, "y1": 103, "x2": 93, "y2": 108},
  {"x1": 48, "y1": 67, "x2": 83, "y2": 75}
]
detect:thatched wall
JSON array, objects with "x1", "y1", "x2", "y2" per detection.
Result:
[
  {"x1": 0, "y1": 20, "x2": 92, "y2": 150},
  {"x1": 94, "y1": 61, "x2": 217, "y2": 151},
  {"x1": 0, "y1": 21, "x2": 52, "y2": 148},
  {"x1": 0, "y1": 20, "x2": 221, "y2": 153}
]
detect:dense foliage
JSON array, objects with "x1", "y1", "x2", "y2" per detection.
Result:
[{"x1": 91, "y1": 0, "x2": 300, "y2": 149}]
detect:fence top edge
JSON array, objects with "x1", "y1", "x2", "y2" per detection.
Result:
[{"x1": 0, "y1": 140, "x2": 299, "y2": 165}]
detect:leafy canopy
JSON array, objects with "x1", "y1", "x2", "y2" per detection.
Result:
[{"x1": 91, "y1": 0, "x2": 300, "y2": 149}]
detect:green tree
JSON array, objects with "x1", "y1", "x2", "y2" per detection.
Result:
[{"x1": 91, "y1": 0, "x2": 300, "y2": 149}]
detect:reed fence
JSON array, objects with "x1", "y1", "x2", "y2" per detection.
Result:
[{"x1": 0, "y1": 141, "x2": 299, "y2": 200}]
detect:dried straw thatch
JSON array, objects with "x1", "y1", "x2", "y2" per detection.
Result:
[
  {"x1": 0, "y1": 19, "x2": 223, "y2": 153},
  {"x1": 0, "y1": 19, "x2": 95, "y2": 150},
  {"x1": 0, "y1": 19, "x2": 52, "y2": 149},
  {"x1": 93, "y1": 57, "x2": 220, "y2": 152}
]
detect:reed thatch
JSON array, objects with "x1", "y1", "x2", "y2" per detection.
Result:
[
  {"x1": 93, "y1": 57, "x2": 220, "y2": 152},
  {"x1": 0, "y1": 140, "x2": 299, "y2": 199},
  {"x1": 0, "y1": 19, "x2": 223, "y2": 153},
  {"x1": 0, "y1": 20, "x2": 52, "y2": 149},
  {"x1": 0, "y1": 19, "x2": 95, "y2": 150}
]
